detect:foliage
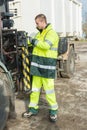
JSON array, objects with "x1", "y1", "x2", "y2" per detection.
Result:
[{"x1": 82, "y1": 23, "x2": 87, "y2": 38}]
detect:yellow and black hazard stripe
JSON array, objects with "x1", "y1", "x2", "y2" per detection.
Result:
[{"x1": 22, "y1": 47, "x2": 31, "y2": 91}]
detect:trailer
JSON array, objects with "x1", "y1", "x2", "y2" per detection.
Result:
[{"x1": 9, "y1": 0, "x2": 82, "y2": 37}]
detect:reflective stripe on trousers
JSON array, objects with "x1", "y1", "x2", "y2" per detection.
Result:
[{"x1": 28, "y1": 76, "x2": 58, "y2": 110}]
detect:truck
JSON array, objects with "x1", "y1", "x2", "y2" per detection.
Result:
[
  {"x1": 0, "y1": 0, "x2": 77, "y2": 129},
  {"x1": 0, "y1": 0, "x2": 17, "y2": 129}
]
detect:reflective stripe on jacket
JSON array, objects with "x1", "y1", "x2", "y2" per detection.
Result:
[{"x1": 30, "y1": 24, "x2": 59, "y2": 78}]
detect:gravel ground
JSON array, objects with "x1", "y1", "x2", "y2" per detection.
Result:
[{"x1": 7, "y1": 41, "x2": 87, "y2": 130}]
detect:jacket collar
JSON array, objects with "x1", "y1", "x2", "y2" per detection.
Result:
[{"x1": 37, "y1": 23, "x2": 52, "y2": 33}]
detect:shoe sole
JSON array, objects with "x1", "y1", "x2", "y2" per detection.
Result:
[
  {"x1": 49, "y1": 115, "x2": 57, "y2": 122},
  {"x1": 22, "y1": 112, "x2": 37, "y2": 118}
]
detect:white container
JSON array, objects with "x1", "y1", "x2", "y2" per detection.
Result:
[{"x1": 9, "y1": 0, "x2": 82, "y2": 37}]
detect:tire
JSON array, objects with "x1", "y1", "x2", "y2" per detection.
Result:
[
  {"x1": 60, "y1": 46, "x2": 75, "y2": 78},
  {"x1": 0, "y1": 68, "x2": 9, "y2": 130},
  {"x1": 0, "y1": 67, "x2": 16, "y2": 130}
]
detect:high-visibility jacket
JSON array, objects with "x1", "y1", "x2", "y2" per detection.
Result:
[{"x1": 30, "y1": 24, "x2": 59, "y2": 78}]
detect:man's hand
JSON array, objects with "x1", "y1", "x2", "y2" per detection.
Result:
[
  {"x1": 29, "y1": 36, "x2": 33, "y2": 43},
  {"x1": 29, "y1": 36, "x2": 36, "y2": 45}
]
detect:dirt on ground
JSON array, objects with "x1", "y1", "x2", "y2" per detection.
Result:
[{"x1": 7, "y1": 41, "x2": 87, "y2": 130}]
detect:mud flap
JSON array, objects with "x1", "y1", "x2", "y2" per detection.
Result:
[{"x1": 60, "y1": 46, "x2": 75, "y2": 78}]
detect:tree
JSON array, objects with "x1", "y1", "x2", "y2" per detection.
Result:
[
  {"x1": 82, "y1": 12, "x2": 87, "y2": 38},
  {"x1": 82, "y1": 22, "x2": 87, "y2": 38}
]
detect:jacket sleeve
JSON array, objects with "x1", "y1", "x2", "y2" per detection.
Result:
[{"x1": 34, "y1": 31, "x2": 58, "y2": 50}]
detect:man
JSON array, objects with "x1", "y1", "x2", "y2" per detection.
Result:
[{"x1": 22, "y1": 14, "x2": 59, "y2": 122}]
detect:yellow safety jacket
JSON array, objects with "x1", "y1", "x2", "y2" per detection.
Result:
[{"x1": 30, "y1": 24, "x2": 59, "y2": 78}]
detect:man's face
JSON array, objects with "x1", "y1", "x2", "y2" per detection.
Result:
[{"x1": 35, "y1": 18, "x2": 45, "y2": 30}]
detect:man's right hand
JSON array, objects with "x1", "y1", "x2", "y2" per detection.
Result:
[
  {"x1": 29, "y1": 36, "x2": 36, "y2": 45},
  {"x1": 29, "y1": 36, "x2": 33, "y2": 43}
]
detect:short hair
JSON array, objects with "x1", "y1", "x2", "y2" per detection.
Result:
[{"x1": 35, "y1": 14, "x2": 47, "y2": 23}]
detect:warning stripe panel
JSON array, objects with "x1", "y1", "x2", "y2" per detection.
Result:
[
  {"x1": 22, "y1": 47, "x2": 31, "y2": 90},
  {"x1": 23, "y1": 78, "x2": 30, "y2": 89}
]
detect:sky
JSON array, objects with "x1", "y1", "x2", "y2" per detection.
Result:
[{"x1": 80, "y1": 0, "x2": 87, "y2": 23}]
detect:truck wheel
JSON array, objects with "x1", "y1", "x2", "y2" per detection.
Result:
[
  {"x1": 0, "y1": 67, "x2": 16, "y2": 130},
  {"x1": 60, "y1": 46, "x2": 75, "y2": 78},
  {"x1": 0, "y1": 68, "x2": 9, "y2": 130}
]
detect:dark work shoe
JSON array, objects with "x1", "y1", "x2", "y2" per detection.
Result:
[
  {"x1": 22, "y1": 111, "x2": 37, "y2": 118},
  {"x1": 49, "y1": 114, "x2": 57, "y2": 122},
  {"x1": 22, "y1": 108, "x2": 38, "y2": 118},
  {"x1": 49, "y1": 109, "x2": 58, "y2": 122}
]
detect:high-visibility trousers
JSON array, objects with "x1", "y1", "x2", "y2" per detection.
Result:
[{"x1": 28, "y1": 76, "x2": 58, "y2": 110}]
